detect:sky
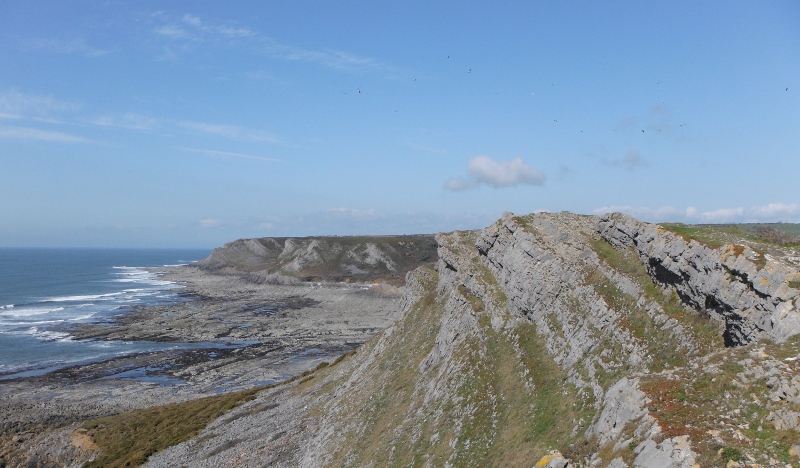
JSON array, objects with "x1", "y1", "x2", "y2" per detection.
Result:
[{"x1": 1, "y1": 1, "x2": 799, "y2": 248}]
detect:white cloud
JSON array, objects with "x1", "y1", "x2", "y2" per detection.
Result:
[
  {"x1": 686, "y1": 206, "x2": 745, "y2": 222},
  {"x1": 594, "y1": 203, "x2": 800, "y2": 223},
  {"x1": 750, "y1": 203, "x2": 800, "y2": 219},
  {"x1": 445, "y1": 155, "x2": 545, "y2": 191},
  {"x1": 592, "y1": 205, "x2": 684, "y2": 220},
  {"x1": 0, "y1": 125, "x2": 88, "y2": 143}
]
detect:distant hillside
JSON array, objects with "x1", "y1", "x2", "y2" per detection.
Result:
[{"x1": 196, "y1": 235, "x2": 439, "y2": 285}]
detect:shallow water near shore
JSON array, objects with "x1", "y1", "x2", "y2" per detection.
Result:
[{"x1": 0, "y1": 248, "x2": 210, "y2": 378}]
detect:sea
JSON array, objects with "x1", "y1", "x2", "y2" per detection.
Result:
[{"x1": 0, "y1": 248, "x2": 211, "y2": 380}]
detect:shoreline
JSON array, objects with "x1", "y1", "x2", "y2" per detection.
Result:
[{"x1": 0, "y1": 265, "x2": 403, "y2": 466}]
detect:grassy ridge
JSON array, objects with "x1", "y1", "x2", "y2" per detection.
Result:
[{"x1": 660, "y1": 222, "x2": 800, "y2": 249}]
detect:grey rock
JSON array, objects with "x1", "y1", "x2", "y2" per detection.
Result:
[
  {"x1": 633, "y1": 435, "x2": 697, "y2": 467},
  {"x1": 597, "y1": 213, "x2": 800, "y2": 345}
]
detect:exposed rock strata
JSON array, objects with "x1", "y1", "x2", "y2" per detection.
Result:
[
  {"x1": 597, "y1": 213, "x2": 800, "y2": 345},
  {"x1": 197, "y1": 234, "x2": 438, "y2": 285},
  {"x1": 147, "y1": 212, "x2": 800, "y2": 467}
]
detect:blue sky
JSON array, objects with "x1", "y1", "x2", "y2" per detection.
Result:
[{"x1": 1, "y1": 1, "x2": 799, "y2": 248}]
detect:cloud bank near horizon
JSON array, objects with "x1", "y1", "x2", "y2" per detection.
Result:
[{"x1": 592, "y1": 202, "x2": 800, "y2": 223}]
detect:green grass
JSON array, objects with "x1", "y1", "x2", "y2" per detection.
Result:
[
  {"x1": 590, "y1": 239, "x2": 724, "y2": 361},
  {"x1": 321, "y1": 269, "x2": 451, "y2": 467},
  {"x1": 81, "y1": 345, "x2": 360, "y2": 467},
  {"x1": 657, "y1": 221, "x2": 800, "y2": 249},
  {"x1": 82, "y1": 387, "x2": 264, "y2": 467},
  {"x1": 458, "y1": 284, "x2": 486, "y2": 313},
  {"x1": 446, "y1": 317, "x2": 596, "y2": 467},
  {"x1": 658, "y1": 223, "x2": 756, "y2": 249}
]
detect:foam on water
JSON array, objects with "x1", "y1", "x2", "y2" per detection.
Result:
[
  {"x1": 0, "y1": 248, "x2": 210, "y2": 376},
  {"x1": 0, "y1": 306, "x2": 64, "y2": 317},
  {"x1": 24, "y1": 327, "x2": 73, "y2": 342},
  {"x1": 47, "y1": 292, "x2": 123, "y2": 303}
]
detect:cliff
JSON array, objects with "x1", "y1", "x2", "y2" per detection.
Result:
[
  {"x1": 142, "y1": 212, "x2": 800, "y2": 467},
  {"x1": 197, "y1": 234, "x2": 438, "y2": 285}
]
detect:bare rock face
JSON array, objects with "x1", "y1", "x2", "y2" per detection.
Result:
[
  {"x1": 197, "y1": 235, "x2": 438, "y2": 285},
  {"x1": 597, "y1": 213, "x2": 800, "y2": 345},
  {"x1": 139, "y1": 212, "x2": 800, "y2": 467}
]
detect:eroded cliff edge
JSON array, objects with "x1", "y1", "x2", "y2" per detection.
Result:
[{"x1": 145, "y1": 212, "x2": 800, "y2": 467}]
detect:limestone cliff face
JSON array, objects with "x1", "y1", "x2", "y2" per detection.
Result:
[
  {"x1": 197, "y1": 234, "x2": 438, "y2": 285},
  {"x1": 597, "y1": 213, "x2": 800, "y2": 346},
  {"x1": 146, "y1": 213, "x2": 800, "y2": 467}
]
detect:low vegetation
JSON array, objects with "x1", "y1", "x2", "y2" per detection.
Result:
[
  {"x1": 589, "y1": 239, "x2": 723, "y2": 369},
  {"x1": 659, "y1": 223, "x2": 757, "y2": 249},
  {"x1": 82, "y1": 387, "x2": 264, "y2": 467},
  {"x1": 640, "y1": 338, "x2": 800, "y2": 466},
  {"x1": 82, "y1": 349, "x2": 359, "y2": 467}
]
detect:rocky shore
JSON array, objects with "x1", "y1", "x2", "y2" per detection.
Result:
[{"x1": 0, "y1": 265, "x2": 404, "y2": 467}]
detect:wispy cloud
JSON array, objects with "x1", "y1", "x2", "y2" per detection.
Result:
[
  {"x1": 408, "y1": 142, "x2": 449, "y2": 155},
  {"x1": 178, "y1": 121, "x2": 278, "y2": 142},
  {"x1": 152, "y1": 13, "x2": 394, "y2": 73},
  {"x1": 90, "y1": 113, "x2": 160, "y2": 130},
  {"x1": 87, "y1": 113, "x2": 280, "y2": 143},
  {"x1": 593, "y1": 202, "x2": 800, "y2": 223},
  {"x1": 325, "y1": 208, "x2": 384, "y2": 220},
  {"x1": 154, "y1": 25, "x2": 193, "y2": 40},
  {"x1": 445, "y1": 155, "x2": 546, "y2": 191},
  {"x1": 180, "y1": 147, "x2": 282, "y2": 162},
  {"x1": 199, "y1": 218, "x2": 222, "y2": 228},
  {"x1": 615, "y1": 103, "x2": 685, "y2": 136},
  {"x1": 603, "y1": 150, "x2": 648, "y2": 170},
  {"x1": 0, "y1": 90, "x2": 81, "y2": 117},
  {"x1": 0, "y1": 125, "x2": 89, "y2": 143},
  {"x1": 26, "y1": 38, "x2": 110, "y2": 58}
]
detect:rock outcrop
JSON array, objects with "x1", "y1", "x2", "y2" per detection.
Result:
[
  {"x1": 598, "y1": 213, "x2": 800, "y2": 345},
  {"x1": 138, "y1": 212, "x2": 800, "y2": 467},
  {"x1": 197, "y1": 235, "x2": 438, "y2": 285}
]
